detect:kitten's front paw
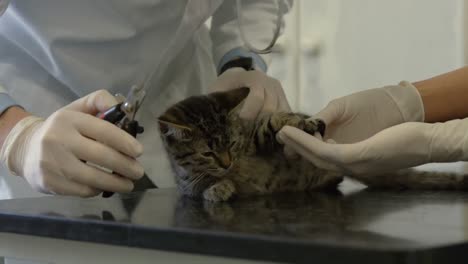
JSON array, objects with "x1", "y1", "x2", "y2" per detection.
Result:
[
  {"x1": 304, "y1": 118, "x2": 326, "y2": 137},
  {"x1": 203, "y1": 180, "x2": 236, "y2": 202}
]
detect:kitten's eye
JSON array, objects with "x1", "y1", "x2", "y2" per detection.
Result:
[{"x1": 201, "y1": 152, "x2": 215, "y2": 158}]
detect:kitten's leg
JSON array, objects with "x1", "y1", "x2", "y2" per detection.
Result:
[
  {"x1": 203, "y1": 179, "x2": 236, "y2": 202},
  {"x1": 269, "y1": 112, "x2": 308, "y2": 132},
  {"x1": 268, "y1": 112, "x2": 324, "y2": 136},
  {"x1": 353, "y1": 169, "x2": 468, "y2": 190},
  {"x1": 255, "y1": 112, "x2": 323, "y2": 152},
  {"x1": 268, "y1": 113, "x2": 332, "y2": 189}
]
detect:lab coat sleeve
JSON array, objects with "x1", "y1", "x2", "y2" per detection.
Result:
[
  {"x1": 0, "y1": 0, "x2": 9, "y2": 16},
  {"x1": 210, "y1": 0, "x2": 293, "y2": 73},
  {"x1": 0, "y1": 85, "x2": 20, "y2": 115},
  {"x1": 0, "y1": 0, "x2": 22, "y2": 114}
]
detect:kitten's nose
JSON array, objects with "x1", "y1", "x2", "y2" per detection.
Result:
[{"x1": 217, "y1": 151, "x2": 232, "y2": 169}]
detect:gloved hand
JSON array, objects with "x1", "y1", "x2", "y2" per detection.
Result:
[
  {"x1": 313, "y1": 81, "x2": 424, "y2": 143},
  {"x1": 0, "y1": 90, "x2": 144, "y2": 197},
  {"x1": 277, "y1": 118, "x2": 468, "y2": 176},
  {"x1": 209, "y1": 67, "x2": 291, "y2": 120}
]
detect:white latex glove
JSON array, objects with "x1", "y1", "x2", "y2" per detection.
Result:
[
  {"x1": 277, "y1": 118, "x2": 468, "y2": 176},
  {"x1": 209, "y1": 68, "x2": 291, "y2": 120},
  {"x1": 314, "y1": 81, "x2": 424, "y2": 143},
  {"x1": 0, "y1": 90, "x2": 144, "y2": 197}
]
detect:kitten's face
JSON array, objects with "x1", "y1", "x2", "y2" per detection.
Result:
[{"x1": 158, "y1": 88, "x2": 249, "y2": 195}]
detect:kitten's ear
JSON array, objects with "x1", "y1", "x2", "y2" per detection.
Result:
[
  {"x1": 212, "y1": 87, "x2": 250, "y2": 111},
  {"x1": 158, "y1": 118, "x2": 192, "y2": 141}
]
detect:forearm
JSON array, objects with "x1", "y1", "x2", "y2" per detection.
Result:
[
  {"x1": 0, "y1": 106, "x2": 30, "y2": 148},
  {"x1": 413, "y1": 66, "x2": 468, "y2": 123}
]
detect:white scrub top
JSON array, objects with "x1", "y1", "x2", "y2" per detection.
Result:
[{"x1": 0, "y1": 0, "x2": 291, "y2": 199}]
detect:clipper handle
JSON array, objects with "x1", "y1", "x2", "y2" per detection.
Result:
[{"x1": 98, "y1": 104, "x2": 144, "y2": 198}]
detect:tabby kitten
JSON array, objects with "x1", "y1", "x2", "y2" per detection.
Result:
[
  {"x1": 159, "y1": 88, "x2": 468, "y2": 202},
  {"x1": 158, "y1": 88, "x2": 342, "y2": 202}
]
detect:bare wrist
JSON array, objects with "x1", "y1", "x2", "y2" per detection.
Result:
[
  {"x1": 413, "y1": 66, "x2": 468, "y2": 123},
  {"x1": 0, "y1": 107, "x2": 31, "y2": 148}
]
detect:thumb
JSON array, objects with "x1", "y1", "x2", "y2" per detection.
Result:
[
  {"x1": 278, "y1": 126, "x2": 339, "y2": 162},
  {"x1": 283, "y1": 145, "x2": 300, "y2": 159},
  {"x1": 313, "y1": 100, "x2": 342, "y2": 126},
  {"x1": 278, "y1": 126, "x2": 341, "y2": 172},
  {"x1": 64, "y1": 90, "x2": 118, "y2": 115},
  {"x1": 239, "y1": 86, "x2": 265, "y2": 120}
]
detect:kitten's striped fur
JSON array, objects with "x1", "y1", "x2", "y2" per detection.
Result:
[
  {"x1": 158, "y1": 88, "x2": 341, "y2": 201},
  {"x1": 159, "y1": 88, "x2": 468, "y2": 202}
]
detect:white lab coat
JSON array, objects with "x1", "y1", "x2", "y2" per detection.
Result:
[{"x1": 0, "y1": 0, "x2": 291, "y2": 199}]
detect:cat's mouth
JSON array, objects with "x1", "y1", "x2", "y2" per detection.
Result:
[{"x1": 206, "y1": 163, "x2": 234, "y2": 178}]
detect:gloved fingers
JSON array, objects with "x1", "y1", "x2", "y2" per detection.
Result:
[
  {"x1": 273, "y1": 80, "x2": 292, "y2": 112},
  {"x1": 72, "y1": 136, "x2": 144, "y2": 180},
  {"x1": 283, "y1": 125, "x2": 358, "y2": 164},
  {"x1": 34, "y1": 173, "x2": 101, "y2": 198},
  {"x1": 278, "y1": 126, "x2": 344, "y2": 170},
  {"x1": 280, "y1": 131, "x2": 342, "y2": 172},
  {"x1": 239, "y1": 86, "x2": 265, "y2": 120},
  {"x1": 313, "y1": 99, "x2": 343, "y2": 127},
  {"x1": 73, "y1": 113, "x2": 143, "y2": 157},
  {"x1": 211, "y1": 68, "x2": 290, "y2": 119},
  {"x1": 279, "y1": 130, "x2": 325, "y2": 160},
  {"x1": 276, "y1": 131, "x2": 291, "y2": 158},
  {"x1": 283, "y1": 145, "x2": 300, "y2": 159},
  {"x1": 313, "y1": 132, "x2": 323, "y2": 141},
  {"x1": 260, "y1": 84, "x2": 278, "y2": 114},
  {"x1": 64, "y1": 90, "x2": 118, "y2": 115},
  {"x1": 258, "y1": 78, "x2": 290, "y2": 114},
  {"x1": 208, "y1": 68, "x2": 245, "y2": 93},
  {"x1": 278, "y1": 126, "x2": 333, "y2": 156},
  {"x1": 64, "y1": 160, "x2": 134, "y2": 193}
]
